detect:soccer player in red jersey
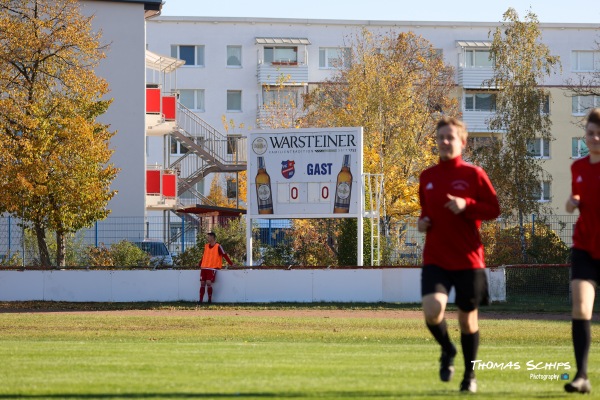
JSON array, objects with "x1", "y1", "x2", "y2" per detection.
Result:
[
  {"x1": 418, "y1": 116, "x2": 500, "y2": 393},
  {"x1": 198, "y1": 232, "x2": 234, "y2": 304},
  {"x1": 564, "y1": 108, "x2": 600, "y2": 394}
]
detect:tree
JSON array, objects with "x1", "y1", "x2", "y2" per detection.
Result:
[
  {"x1": 0, "y1": 0, "x2": 117, "y2": 267},
  {"x1": 205, "y1": 173, "x2": 231, "y2": 207},
  {"x1": 301, "y1": 29, "x2": 458, "y2": 226},
  {"x1": 258, "y1": 73, "x2": 304, "y2": 129},
  {"x1": 473, "y1": 8, "x2": 560, "y2": 261}
]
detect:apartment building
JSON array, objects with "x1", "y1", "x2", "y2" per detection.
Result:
[{"x1": 146, "y1": 16, "x2": 600, "y2": 218}]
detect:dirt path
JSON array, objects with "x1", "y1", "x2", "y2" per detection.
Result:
[{"x1": 0, "y1": 306, "x2": 573, "y2": 321}]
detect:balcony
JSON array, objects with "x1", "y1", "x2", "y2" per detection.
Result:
[
  {"x1": 146, "y1": 87, "x2": 177, "y2": 136},
  {"x1": 462, "y1": 110, "x2": 495, "y2": 133},
  {"x1": 457, "y1": 67, "x2": 495, "y2": 89},
  {"x1": 257, "y1": 62, "x2": 309, "y2": 85}
]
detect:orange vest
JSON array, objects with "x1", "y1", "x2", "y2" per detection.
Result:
[{"x1": 201, "y1": 243, "x2": 223, "y2": 269}]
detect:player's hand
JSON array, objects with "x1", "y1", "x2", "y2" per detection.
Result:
[
  {"x1": 444, "y1": 194, "x2": 467, "y2": 214},
  {"x1": 417, "y1": 216, "x2": 431, "y2": 232},
  {"x1": 566, "y1": 194, "x2": 580, "y2": 213}
]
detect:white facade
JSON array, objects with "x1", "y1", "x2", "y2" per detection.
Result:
[
  {"x1": 80, "y1": 0, "x2": 160, "y2": 218},
  {"x1": 146, "y1": 17, "x2": 600, "y2": 215}
]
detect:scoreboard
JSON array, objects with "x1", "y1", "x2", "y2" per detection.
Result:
[{"x1": 247, "y1": 127, "x2": 363, "y2": 219}]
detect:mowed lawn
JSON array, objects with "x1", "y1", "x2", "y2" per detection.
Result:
[{"x1": 0, "y1": 304, "x2": 596, "y2": 399}]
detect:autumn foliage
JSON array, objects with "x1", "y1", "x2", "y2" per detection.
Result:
[
  {"x1": 302, "y1": 29, "x2": 458, "y2": 221},
  {"x1": 0, "y1": 0, "x2": 117, "y2": 266}
]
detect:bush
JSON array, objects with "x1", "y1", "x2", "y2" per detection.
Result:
[
  {"x1": 481, "y1": 221, "x2": 570, "y2": 265},
  {"x1": 83, "y1": 241, "x2": 150, "y2": 267},
  {"x1": 174, "y1": 218, "x2": 258, "y2": 267}
]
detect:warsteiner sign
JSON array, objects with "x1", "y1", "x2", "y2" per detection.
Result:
[{"x1": 247, "y1": 127, "x2": 363, "y2": 219}]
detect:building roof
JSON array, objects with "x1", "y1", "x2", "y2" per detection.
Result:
[
  {"x1": 177, "y1": 204, "x2": 246, "y2": 217},
  {"x1": 93, "y1": 0, "x2": 162, "y2": 10}
]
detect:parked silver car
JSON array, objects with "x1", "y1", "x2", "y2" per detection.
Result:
[{"x1": 132, "y1": 240, "x2": 173, "y2": 267}]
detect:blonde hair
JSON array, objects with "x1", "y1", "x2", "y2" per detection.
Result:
[{"x1": 436, "y1": 116, "x2": 468, "y2": 141}]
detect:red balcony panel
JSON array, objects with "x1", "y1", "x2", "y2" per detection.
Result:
[
  {"x1": 162, "y1": 173, "x2": 177, "y2": 198},
  {"x1": 146, "y1": 170, "x2": 161, "y2": 194},
  {"x1": 146, "y1": 88, "x2": 161, "y2": 113},
  {"x1": 162, "y1": 96, "x2": 176, "y2": 120}
]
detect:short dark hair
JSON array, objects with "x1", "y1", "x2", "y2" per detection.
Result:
[
  {"x1": 586, "y1": 108, "x2": 600, "y2": 127},
  {"x1": 436, "y1": 116, "x2": 468, "y2": 141},
  {"x1": 207, "y1": 232, "x2": 216, "y2": 240}
]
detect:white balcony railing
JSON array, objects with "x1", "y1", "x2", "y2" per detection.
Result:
[
  {"x1": 458, "y1": 67, "x2": 495, "y2": 89},
  {"x1": 462, "y1": 110, "x2": 496, "y2": 133},
  {"x1": 257, "y1": 63, "x2": 309, "y2": 85}
]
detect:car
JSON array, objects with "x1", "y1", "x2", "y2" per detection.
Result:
[{"x1": 132, "y1": 240, "x2": 173, "y2": 267}]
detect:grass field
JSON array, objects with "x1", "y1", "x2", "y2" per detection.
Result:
[{"x1": 0, "y1": 302, "x2": 597, "y2": 399}]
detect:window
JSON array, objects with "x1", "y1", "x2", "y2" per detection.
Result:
[
  {"x1": 227, "y1": 135, "x2": 241, "y2": 155},
  {"x1": 464, "y1": 93, "x2": 496, "y2": 111},
  {"x1": 572, "y1": 138, "x2": 589, "y2": 158},
  {"x1": 541, "y1": 95, "x2": 550, "y2": 114},
  {"x1": 572, "y1": 51, "x2": 600, "y2": 72},
  {"x1": 465, "y1": 49, "x2": 493, "y2": 67},
  {"x1": 527, "y1": 138, "x2": 550, "y2": 158},
  {"x1": 264, "y1": 46, "x2": 297, "y2": 64},
  {"x1": 227, "y1": 90, "x2": 242, "y2": 111},
  {"x1": 179, "y1": 89, "x2": 205, "y2": 111},
  {"x1": 319, "y1": 47, "x2": 351, "y2": 69},
  {"x1": 171, "y1": 45, "x2": 205, "y2": 67},
  {"x1": 226, "y1": 178, "x2": 237, "y2": 199},
  {"x1": 170, "y1": 136, "x2": 188, "y2": 155},
  {"x1": 532, "y1": 181, "x2": 551, "y2": 202},
  {"x1": 227, "y1": 46, "x2": 242, "y2": 67},
  {"x1": 262, "y1": 86, "x2": 301, "y2": 107},
  {"x1": 572, "y1": 95, "x2": 600, "y2": 115}
]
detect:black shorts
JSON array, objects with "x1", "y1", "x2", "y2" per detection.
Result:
[
  {"x1": 571, "y1": 248, "x2": 600, "y2": 284},
  {"x1": 421, "y1": 264, "x2": 489, "y2": 312}
]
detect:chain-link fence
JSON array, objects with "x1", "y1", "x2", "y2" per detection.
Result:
[{"x1": 0, "y1": 213, "x2": 580, "y2": 268}]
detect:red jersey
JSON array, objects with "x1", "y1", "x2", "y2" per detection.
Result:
[
  {"x1": 571, "y1": 156, "x2": 600, "y2": 259},
  {"x1": 419, "y1": 156, "x2": 500, "y2": 270}
]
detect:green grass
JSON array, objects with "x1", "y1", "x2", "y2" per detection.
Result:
[{"x1": 0, "y1": 304, "x2": 596, "y2": 399}]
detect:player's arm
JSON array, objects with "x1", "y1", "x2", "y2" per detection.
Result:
[
  {"x1": 218, "y1": 245, "x2": 235, "y2": 267},
  {"x1": 462, "y1": 169, "x2": 500, "y2": 221},
  {"x1": 417, "y1": 175, "x2": 431, "y2": 232},
  {"x1": 566, "y1": 194, "x2": 580, "y2": 213},
  {"x1": 566, "y1": 165, "x2": 580, "y2": 214}
]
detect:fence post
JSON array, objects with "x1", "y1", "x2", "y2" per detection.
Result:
[
  {"x1": 7, "y1": 216, "x2": 11, "y2": 257},
  {"x1": 532, "y1": 213, "x2": 536, "y2": 237},
  {"x1": 181, "y1": 215, "x2": 185, "y2": 254},
  {"x1": 95, "y1": 221, "x2": 98, "y2": 248}
]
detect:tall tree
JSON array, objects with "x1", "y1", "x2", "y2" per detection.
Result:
[
  {"x1": 301, "y1": 29, "x2": 458, "y2": 225},
  {"x1": 0, "y1": 0, "x2": 117, "y2": 267},
  {"x1": 473, "y1": 8, "x2": 560, "y2": 261}
]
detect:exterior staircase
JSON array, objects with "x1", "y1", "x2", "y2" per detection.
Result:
[{"x1": 169, "y1": 102, "x2": 247, "y2": 197}]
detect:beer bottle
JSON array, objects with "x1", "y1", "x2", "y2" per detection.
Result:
[
  {"x1": 256, "y1": 156, "x2": 273, "y2": 214},
  {"x1": 333, "y1": 154, "x2": 352, "y2": 213}
]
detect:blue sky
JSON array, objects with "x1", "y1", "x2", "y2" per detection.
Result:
[{"x1": 160, "y1": 0, "x2": 600, "y2": 23}]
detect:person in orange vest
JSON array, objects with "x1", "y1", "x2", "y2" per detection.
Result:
[{"x1": 198, "y1": 232, "x2": 234, "y2": 304}]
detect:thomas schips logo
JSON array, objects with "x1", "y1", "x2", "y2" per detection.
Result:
[{"x1": 281, "y1": 160, "x2": 295, "y2": 179}]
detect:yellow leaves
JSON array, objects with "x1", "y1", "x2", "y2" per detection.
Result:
[
  {"x1": 0, "y1": 0, "x2": 116, "y2": 236},
  {"x1": 301, "y1": 28, "x2": 457, "y2": 220}
]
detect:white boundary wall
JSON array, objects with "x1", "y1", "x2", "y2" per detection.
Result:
[{"x1": 0, "y1": 268, "x2": 506, "y2": 303}]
